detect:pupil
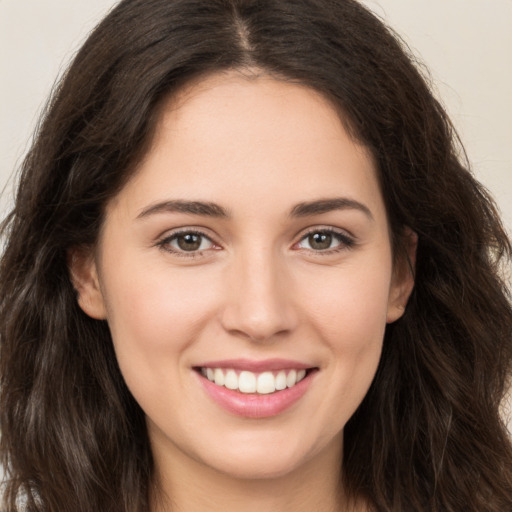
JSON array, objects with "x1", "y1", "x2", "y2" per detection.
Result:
[
  {"x1": 309, "y1": 232, "x2": 332, "y2": 250},
  {"x1": 177, "y1": 234, "x2": 201, "y2": 251}
]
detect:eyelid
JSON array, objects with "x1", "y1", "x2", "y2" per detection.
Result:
[
  {"x1": 153, "y1": 224, "x2": 356, "y2": 258},
  {"x1": 293, "y1": 226, "x2": 356, "y2": 252},
  {"x1": 155, "y1": 227, "x2": 222, "y2": 257}
]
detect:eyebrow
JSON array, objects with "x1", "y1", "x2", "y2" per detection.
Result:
[
  {"x1": 290, "y1": 198, "x2": 373, "y2": 220},
  {"x1": 137, "y1": 200, "x2": 229, "y2": 219},
  {"x1": 136, "y1": 197, "x2": 373, "y2": 221}
]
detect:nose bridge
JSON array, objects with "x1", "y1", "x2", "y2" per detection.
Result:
[{"x1": 220, "y1": 243, "x2": 296, "y2": 341}]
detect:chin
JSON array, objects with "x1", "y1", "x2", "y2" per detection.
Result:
[
  {"x1": 208, "y1": 452, "x2": 306, "y2": 481},
  {"x1": 196, "y1": 432, "x2": 331, "y2": 481}
]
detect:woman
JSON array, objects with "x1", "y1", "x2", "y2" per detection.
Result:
[{"x1": 1, "y1": 0, "x2": 511, "y2": 511}]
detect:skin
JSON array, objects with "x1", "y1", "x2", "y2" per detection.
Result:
[{"x1": 71, "y1": 71, "x2": 415, "y2": 512}]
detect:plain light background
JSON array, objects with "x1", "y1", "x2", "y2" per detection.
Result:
[{"x1": 0, "y1": 0, "x2": 511, "y2": 429}]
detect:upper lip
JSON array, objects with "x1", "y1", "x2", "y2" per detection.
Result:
[{"x1": 195, "y1": 358, "x2": 314, "y2": 372}]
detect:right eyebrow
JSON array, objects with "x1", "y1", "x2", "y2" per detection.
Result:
[
  {"x1": 289, "y1": 197, "x2": 373, "y2": 220},
  {"x1": 136, "y1": 200, "x2": 230, "y2": 219}
]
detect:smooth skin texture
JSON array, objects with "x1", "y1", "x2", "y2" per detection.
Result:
[{"x1": 71, "y1": 71, "x2": 415, "y2": 512}]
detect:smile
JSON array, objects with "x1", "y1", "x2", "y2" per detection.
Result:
[
  {"x1": 200, "y1": 367, "x2": 308, "y2": 394},
  {"x1": 195, "y1": 360, "x2": 318, "y2": 418}
]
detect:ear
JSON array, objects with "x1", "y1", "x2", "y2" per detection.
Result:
[
  {"x1": 387, "y1": 228, "x2": 417, "y2": 323},
  {"x1": 68, "y1": 247, "x2": 107, "y2": 320}
]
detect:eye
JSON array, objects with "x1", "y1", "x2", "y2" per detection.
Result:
[
  {"x1": 158, "y1": 230, "x2": 218, "y2": 255},
  {"x1": 295, "y1": 229, "x2": 354, "y2": 252}
]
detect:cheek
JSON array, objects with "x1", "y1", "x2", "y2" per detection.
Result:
[
  {"x1": 101, "y1": 261, "x2": 220, "y2": 391},
  {"x1": 298, "y1": 258, "x2": 391, "y2": 417},
  {"x1": 105, "y1": 259, "x2": 215, "y2": 339},
  {"x1": 303, "y1": 257, "x2": 392, "y2": 346}
]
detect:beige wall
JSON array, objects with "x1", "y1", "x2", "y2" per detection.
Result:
[
  {"x1": 363, "y1": 0, "x2": 512, "y2": 233},
  {"x1": 1, "y1": 1, "x2": 511, "y2": 426}
]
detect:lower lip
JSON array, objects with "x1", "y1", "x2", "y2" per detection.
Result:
[{"x1": 196, "y1": 370, "x2": 315, "y2": 419}]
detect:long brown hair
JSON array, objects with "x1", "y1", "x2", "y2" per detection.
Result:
[{"x1": 1, "y1": 1, "x2": 511, "y2": 510}]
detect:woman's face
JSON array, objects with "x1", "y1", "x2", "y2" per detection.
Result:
[{"x1": 73, "y1": 72, "x2": 413, "y2": 481}]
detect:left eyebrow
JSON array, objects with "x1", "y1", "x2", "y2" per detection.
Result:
[
  {"x1": 136, "y1": 200, "x2": 230, "y2": 219},
  {"x1": 289, "y1": 197, "x2": 374, "y2": 220}
]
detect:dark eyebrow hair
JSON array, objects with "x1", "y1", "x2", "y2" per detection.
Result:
[
  {"x1": 137, "y1": 200, "x2": 229, "y2": 219},
  {"x1": 289, "y1": 197, "x2": 373, "y2": 220},
  {"x1": 136, "y1": 197, "x2": 372, "y2": 221}
]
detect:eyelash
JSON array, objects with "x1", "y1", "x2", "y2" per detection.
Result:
[
  {"x1": 156, "y1": 229, "x2": 218, "y2": 259},
  {"x1": 156, "y1": 227, "x2": 355, "y2": 258},
  {"x1": 294, "y1": 227, "x2": 356, "y2": 254}
]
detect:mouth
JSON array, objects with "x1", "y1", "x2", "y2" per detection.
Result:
[
  {"x1": 195, "y1": 366, "x2": 312, "y2": 394},
  {"x1": 193, "y1": 360, "x2": 318, "y2": 418}
]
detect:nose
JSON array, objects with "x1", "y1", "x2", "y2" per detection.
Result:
[{"x1": 220, "y1": 248, "x2": 298, "y2": 343}]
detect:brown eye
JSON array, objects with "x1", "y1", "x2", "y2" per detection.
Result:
[
  {"x1": 176, "y1": 233, "x2": 202, "y2": 251},
  {"x1": 160, "y1": 231, "x2": 216, "y2": 254},
  {"x1": 308, "y1": 232, "x2": 333, "y2": 250},
  {"x1": 296, "y1": 229, "x2": 354, "y2": 252}
]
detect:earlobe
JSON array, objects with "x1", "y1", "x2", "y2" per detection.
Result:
[
  {"x1": 68, "y1": 247, "x2": 107, "y2": 320},
  {"x1": 386, "y1": 228, "x2": 417, "y2": 323}
]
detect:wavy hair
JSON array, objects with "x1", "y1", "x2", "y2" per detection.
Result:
[{"x1": 1, "y1": 0, "x2": 511, "y2": 510}]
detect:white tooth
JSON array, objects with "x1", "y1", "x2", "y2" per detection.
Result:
[
  {"x1": 286, "y1": 369, "x2": 297, "y2": 388},
  {"x1": 257, "y1": 372, "x2": 276, "y2": 394},
  {"x1": 275, "y1": 371, "x2": 287, "y2": 390},
  {"x1": 224, "y1": 369, "x2": 238, "y2": 390},
  {"x1": 297, "y1": 369, "x2": 306, "y2": 382},
  {"x1": 200, "y1": 367, "x2": 207, "y2": 377},
  {"x1": 206, "y1": 368, "x2": 214, "y2": 381},
  {"x1": 214, "y1": 368, "x2": 225, "y2": 386},
  {"x1": 238, "y1": 371, "x2": 257, "y2": 393}
]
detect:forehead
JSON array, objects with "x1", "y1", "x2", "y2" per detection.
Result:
[{"x1": 107, "y1": 71, "x2": 385, "y2": 226}]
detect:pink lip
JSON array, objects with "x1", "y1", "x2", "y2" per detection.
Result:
[
  {"x1": 195, "y1": 367, "x2": 317, "y2": 419},
  {"x1": 196, "y1": 358, "x2": 312, "y2": 372}
]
